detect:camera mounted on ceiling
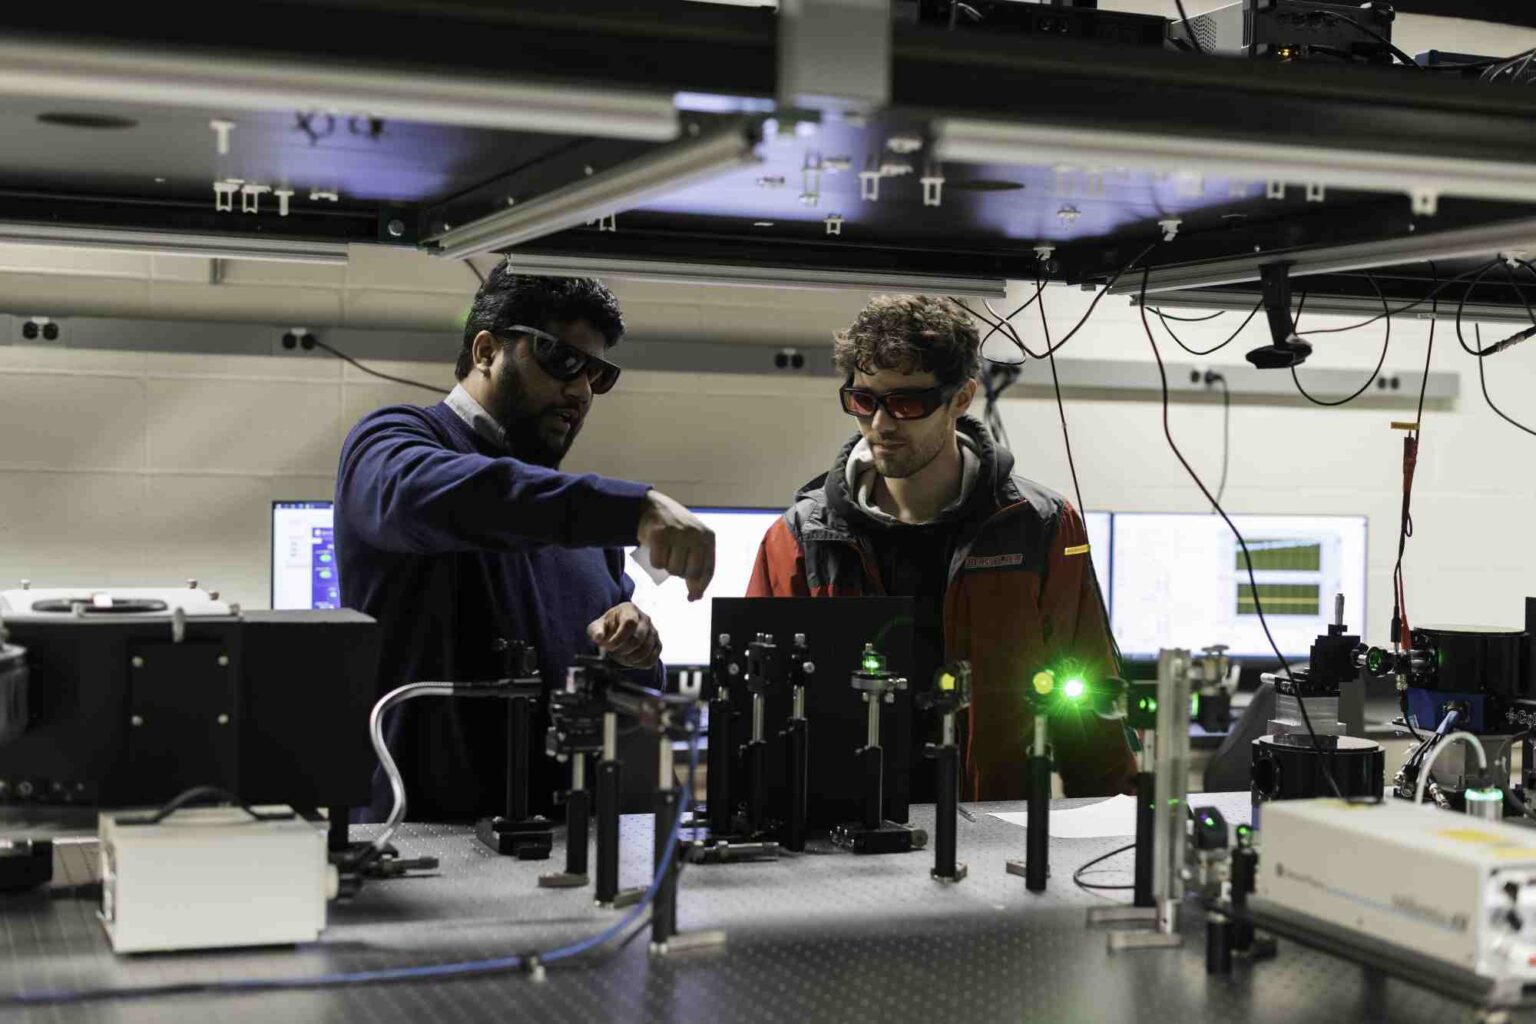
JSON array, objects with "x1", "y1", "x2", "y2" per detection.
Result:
[{"x1": 1245, "y1": 262, "x2": 1314, "y2": 369}]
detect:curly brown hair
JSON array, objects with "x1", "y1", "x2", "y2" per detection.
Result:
[{"x1": 832, "y1": 295, "x2": 980, "y2": 386}]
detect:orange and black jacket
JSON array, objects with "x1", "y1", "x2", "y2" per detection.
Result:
[{"x1": 746, "y1": 417, "x2": 1136, "y2": 801}]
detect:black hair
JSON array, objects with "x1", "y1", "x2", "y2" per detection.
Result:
[{"x1": 457, "y1": 266, "x2": 625, "y2": 380}]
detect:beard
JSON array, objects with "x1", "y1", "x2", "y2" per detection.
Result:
[
  {"x1": 869, "y1": 426, "x2": 947, "y2": 479},
  {"x1": 483, "y1": 363, "x2": 581, "y2": 469}
]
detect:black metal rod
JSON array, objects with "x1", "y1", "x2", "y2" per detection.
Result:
[
  {"x1": 327, "y1": 807, "x2": 349, "y2": 853},
  {"x1": 595, "y1": 759, "x2": 621, "y2": 904},
  {"x1": 507, "y1": 696, "x2": 531, "y2": 822},
  {"x1": 860, "y1": 744, "x2": 884, "y2": 830},
  {"x1": 933, "y1": 740, "x2": 959, "y2": 879},
  {"x1": 1134, "y1": 770, "x2": 1155, "y2": 908},
  {"x1": 785, "y1": 717, "x2": 808, "y2": 852},
  {"x1": 651, "y1": 787, "x2": 679, "y2": 947},
  {"x1": 746, "y1": 738, "x2": 767, "y2": 832},
  {"x1": 566, "y1": 771, "x2": 590, "y2": 877},
  {"x1": 1207, "y1": 912, "x2": 1233, "y2": 975},
  {"x1": 1232, "y1": 846, "x2": 1258, "y2": 951},
  {"x1": 707, "y1": 694, "x2": 733, "y2": 836},
  {"x1": 1025, "y1": 753, "x2": 1050, "y2": 892}
]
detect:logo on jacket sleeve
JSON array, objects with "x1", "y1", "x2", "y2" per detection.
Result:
[{"x1": 964, "y1": 552, "x2": 1025, "y2": 571}]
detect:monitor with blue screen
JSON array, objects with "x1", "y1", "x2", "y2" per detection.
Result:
[{"x1": 271, "y1": 501, "x2": 340, "y2": 610}]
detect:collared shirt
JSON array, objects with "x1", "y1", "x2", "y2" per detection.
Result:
[{"x1": 444, "y1": 383, "x2": 509, "y2": 452}]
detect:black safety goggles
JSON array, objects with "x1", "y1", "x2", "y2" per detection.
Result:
[
  {"x1": 502, "y1": 324, "x2": 621, "y2": 395},
  {"x1": 840, "y1": 380, "x2": 959, "y2": 421}
]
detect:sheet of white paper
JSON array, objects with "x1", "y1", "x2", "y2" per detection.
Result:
[
  {"x1": 990, "y1": 793, "x2": 1140, "y2": 839},
  {"x1": 628, "y1": 545, "x2": 670, "y2": 585}
]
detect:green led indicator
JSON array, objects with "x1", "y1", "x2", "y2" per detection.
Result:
[
  {"x1": 1190, "y1": 694, "x2": 1199, "y2": 716},
  {"x1": 1062, "y1": 677, "x2": 1086, "y2": 700}
]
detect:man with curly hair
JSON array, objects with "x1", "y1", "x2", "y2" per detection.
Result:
[{"x1": 747, "y1": 295, "x2": 1133, "y2": 801}]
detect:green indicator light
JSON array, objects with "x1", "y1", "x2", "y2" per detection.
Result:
[
  {"x1": 1466, "y1": 788, "x2": 1503, "y2": 803},
  {"x1": 1190, "y1": 694, "x2": 1199, "y2": 716},
  {"x1": 862, "y1": 656, "x2": 880, "y2": 673},
  {"x1": 1062, "y1": 677, "x2": 1086, "y2": 700}
]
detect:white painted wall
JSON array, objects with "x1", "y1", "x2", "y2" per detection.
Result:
[{"x1": 0, "y1": 242, "x2": 1531, "y2": 645}]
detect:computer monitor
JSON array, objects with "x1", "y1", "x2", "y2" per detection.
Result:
[
  {"x1": 271, "y1": 501, "x2": 340, "y2": 611},
  {"x1": 1110, "y1": 513, "x2": 1367, "y2": 660},
  {"x1": 625, "y1": 507, "x2": 783, "y2": 667}
]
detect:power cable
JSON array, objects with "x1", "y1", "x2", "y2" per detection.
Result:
[
  {"x1": 1073, "y1": 842, "x2": 1136, "y2": 893},
  {"x1": 1208, "y1": 371, "x2": 1231, "y2": 508},
  {"x1": 304, "y1": 337, "x2": 449, "y2": 397},
  {"x1": 1320, "y1": 11, "x2": 1421, "y2": 69},
  {"x1": 1155, "y1": 299, "x2": 1263, "y2": 356},
  {"x1": 1137, "y1": 267, "x2": 1347, "y2": 801},
  {"x1": 1150, "y1": 308, "x2": 1225, "y2": 323},
  {"x1": 466, "y1": 259, "x2": 487, "y2": 285},
  {"x1": 1305, "y1": 260, "x2": 1499, "y2": 336},
  {"x1": 1289, "y1": 272, "x2": 1391, "y2": 407},
  {"x1": 1037, "y1": 281, "x2": 1088, "y2": 520},
  {"x1": 1475, "y1": 325, "x2": 1536, "y2": 437},
  {"x1": 963, "y1": 242, "x2": 1159, "y2": 363},
  {"x1": 1174, "y1": 0, "x2": 1206, "y2": 55},
  {"x1": 977, "y1": 286, "x2": 1044, "y2": 355}
]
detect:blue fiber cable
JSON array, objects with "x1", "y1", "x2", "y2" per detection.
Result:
[{"x1": 3, "y1": 718, "x2": 702, "y2": 1006}]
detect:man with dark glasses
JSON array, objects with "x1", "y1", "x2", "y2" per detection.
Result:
[
  {"x1": 335, "y1": 267, "x2": 715, "y2": 822},
  {"x1": 747, "y1": 295, "x2": 1134, "y2": 801}
]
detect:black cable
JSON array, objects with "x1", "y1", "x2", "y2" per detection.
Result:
[
  {"x1": 1210, "y1": 372, "x2": 1231, "y2": 508},
  {"x1": 1073, "y1": 842, "x2": 1136, "y2": 893},
  {"x1": 980, "y1": 363, "x2": 1021, "y2": 450},
  {"x1": 1038, "y1": 281, "x2": 1087, "y2": 520},
  {"x1": 1475, "y1": 326, "x2": 1536, "y2": 437},
  {"x1": 1289, "y1": 272, "x2": 1392, "y2": 407},
  {"x1": 125, "y1": 786, "x2": 291, "y2": 826},
  {"x1": 967, "y1": 286, "x2": 1044, "y2": 356},
  {"x1": 1174, "y1": 0, "x2": 1206, "y2": 55},
  {"x1": 305, "y1": 337, "x2": 449, "y2": 396},
  {"x1": 1320, "y1": 11, "x2": 1421, "y2": 69},
  {"x1": 962, "y1": 241, "x2": 1157, "y2": 362},
  {"x1": 1454, "y1": 260, "x2": 1503, "y2": 357},
  {"x1": 1137, "y1": 268, "x2": 1347, "y2": 801},
  {"x1": 1306, "y1": 260, "x2": 1499, "y2": 336},
  {"x1": 1150, "y1": 308, "x2": 1225, "y2": 323},
  {"x1": 466, "y1": 260, "x2": 486, "y2": 285},
  {"x1": 1155, "y1": 299, "x2": 1263, "y2": 356}
]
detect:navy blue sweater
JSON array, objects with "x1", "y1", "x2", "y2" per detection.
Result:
[{"x1": 335, "y1": 400, "x2": 657, "y2": 822}]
